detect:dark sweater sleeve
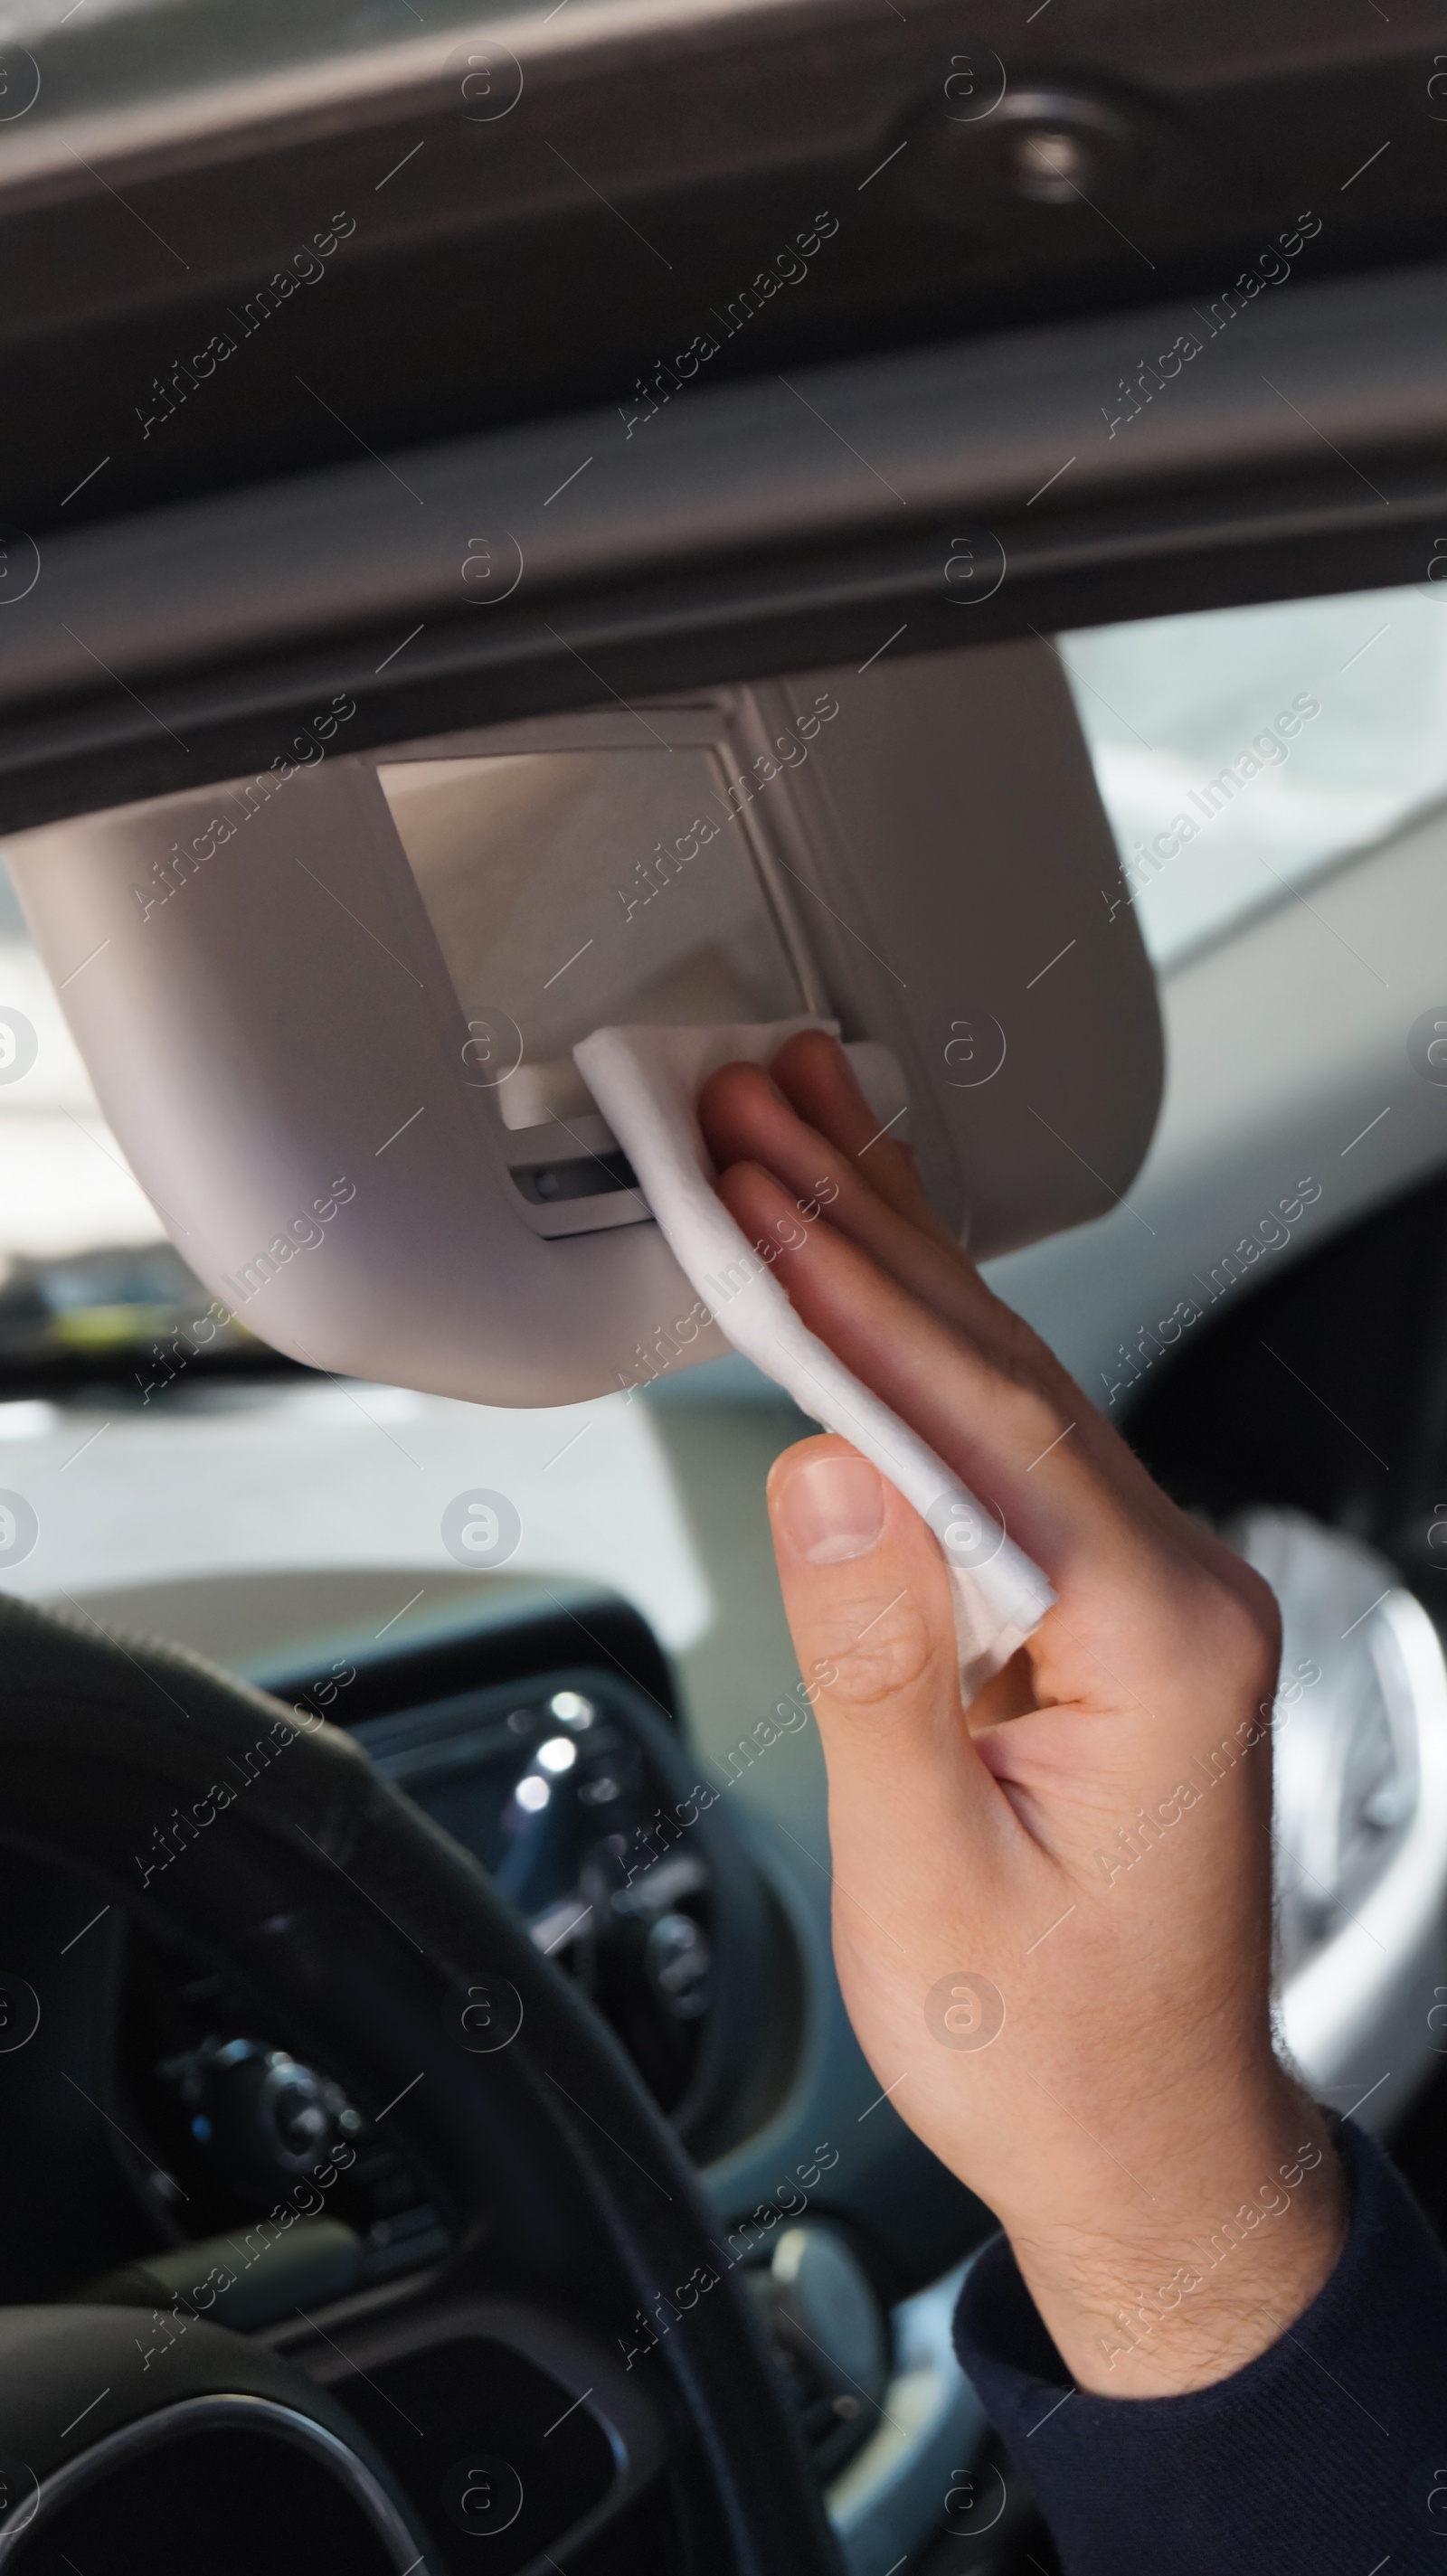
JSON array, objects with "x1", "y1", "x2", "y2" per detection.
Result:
[{"x1": 952, "y1": 2117, "x2": 1447, "y2": 2573}]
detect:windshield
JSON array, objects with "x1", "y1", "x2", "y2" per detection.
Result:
[
  {"x1": 0, "y1": 0, "x2": 509, "y2": 168},
  {"x1": 1060, "y1": 579, "x2": 1447, "y2": 971}
]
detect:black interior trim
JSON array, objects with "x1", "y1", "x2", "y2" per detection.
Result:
[
  {"x1": 261, "y1": 1583, "x2": 677, "y2": 1732},
  {"x1": 1125, "y1": 1161, "x2": 1447, "y2": 1590},
  {"x1": 3, "y1": 0, "x2": 1444, "y2": 533},
  {"x1": 2, "y1": 257, "x2": 1444, "y2": 834}
]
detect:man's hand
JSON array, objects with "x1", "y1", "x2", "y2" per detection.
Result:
[{"x1": 698, "y1": 1029, "x2": 1348, "y2": 2396}]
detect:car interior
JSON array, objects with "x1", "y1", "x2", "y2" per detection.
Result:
[{"x1": 1, "y1": 2, "x2": 1446, "y2": 2569}]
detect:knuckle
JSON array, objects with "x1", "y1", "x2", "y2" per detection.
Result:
[
  {"x1": 1184, "y1": 1563, "x2": 1281, "y2": 1693},
  {"x1": 823, "y1": 1594, "x2": 942, "y2": 1713},
  {"x1": 978, "y1": 1287, "x2": 1064, "y2": 1395}
]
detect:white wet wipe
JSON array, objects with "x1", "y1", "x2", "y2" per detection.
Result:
[{"x1": 573, "y1": 1018, "x2": 1055, "y2": 1698}]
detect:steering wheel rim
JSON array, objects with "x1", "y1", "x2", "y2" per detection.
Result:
[
  {"x1": 0, "y1": 2309, "x2": 431, "y2": 2565},
  {"x1": 0, "y1": 1592, "x2": 841, "y2": 2576}
]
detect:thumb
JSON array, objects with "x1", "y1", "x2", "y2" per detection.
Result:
[{"x1": 766, "y1": 1436, "x2": 1001, "y2": 1874}]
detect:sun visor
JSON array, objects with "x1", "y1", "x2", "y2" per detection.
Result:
[{"x1": 4, "y1": 637, "x2": 1162, "y2": 1407}]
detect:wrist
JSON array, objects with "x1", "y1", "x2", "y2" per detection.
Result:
[{"x1": 1003, "y1": 2088, "x2": 1349, "y2": 2397}]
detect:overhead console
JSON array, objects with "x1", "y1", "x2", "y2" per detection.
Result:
[{"x1": 5, "y1": 639, "x2": 1161, "y2": 1404}]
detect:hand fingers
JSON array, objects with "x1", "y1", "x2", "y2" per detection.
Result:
[
  {"x1": 719, "y1": 1155, "x2": 1145, "y2": 1589},
  {"x1": 702, "y1": 1039, "x2": 1121, "y2": 1440},
  {"x1": 705, "y1": 1042, "x2": 1271, "y2": 1617},
  {"x1": 699, "y1": 1056, "x2": 1015, "y2": 1354},
  {"x1": 730, "y1": 1156, "x2": 1281, "y2": 1734},
  {"x1": 770, "y1": 1028, "x2": 960, "y2": 1250}
]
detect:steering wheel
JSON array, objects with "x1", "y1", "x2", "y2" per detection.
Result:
[{"x1": 0, "y1": 1592, "x2": 841, "y2": 2576}]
